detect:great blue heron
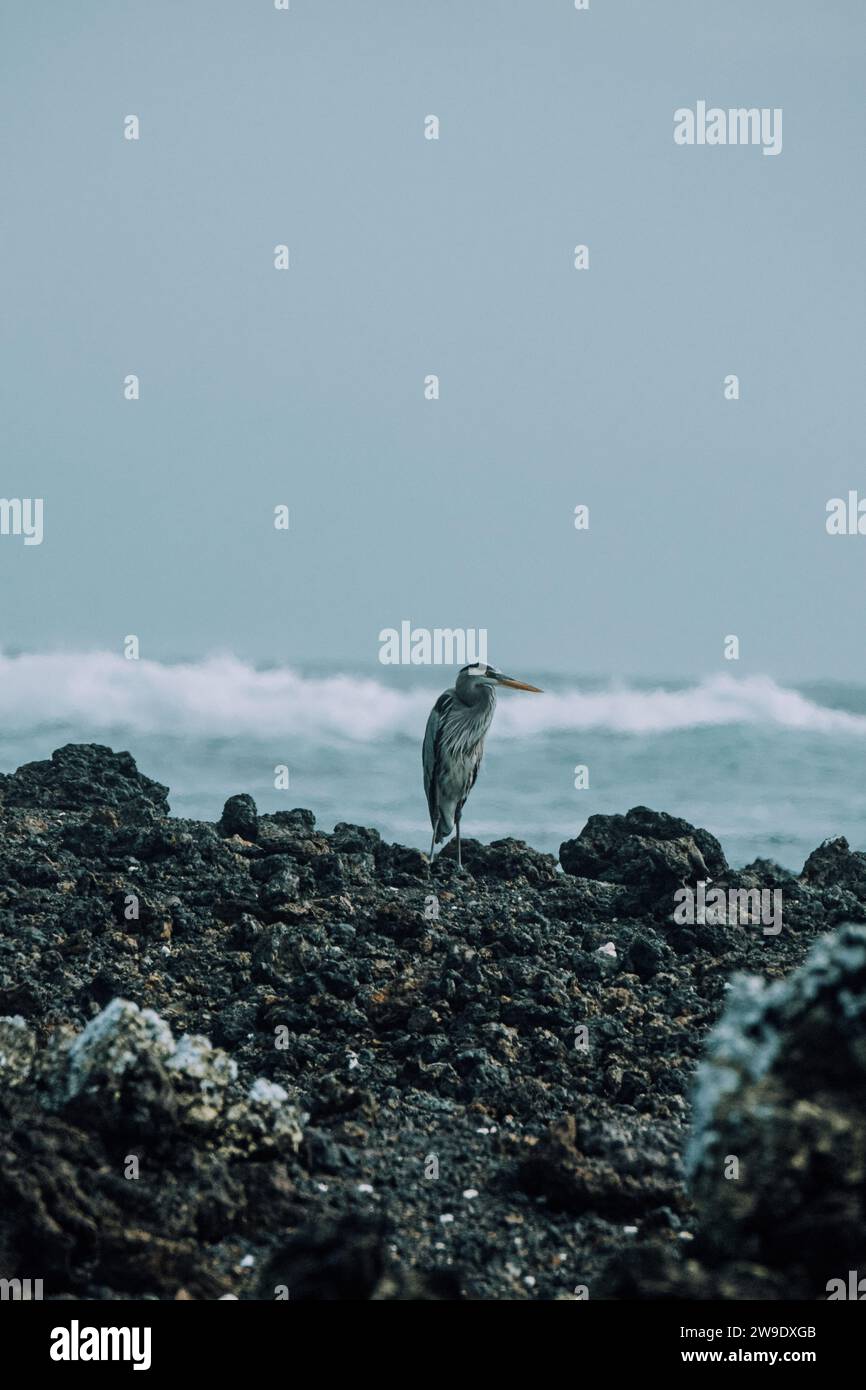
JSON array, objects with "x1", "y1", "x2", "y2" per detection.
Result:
[{"x1": 423, "y1": 663, "x2": 543, "y2": 868}]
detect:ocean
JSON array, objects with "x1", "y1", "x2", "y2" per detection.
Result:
[{"x1": 2, "y1": 651, "x2": 866, "y2": 872}]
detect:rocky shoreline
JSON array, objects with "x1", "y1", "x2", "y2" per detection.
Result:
[{"x1": 1, "y1": 744, "x2": 864, "y2": 1300}]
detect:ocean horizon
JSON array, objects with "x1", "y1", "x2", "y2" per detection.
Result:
[{"x1": 3, "y1": 649, "x2": 865, "y2": 872}]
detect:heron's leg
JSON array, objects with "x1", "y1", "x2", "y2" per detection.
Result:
[
  {"x1": 429, "y1": 829, "x2": 436, "y2": 861},
  {"x1": 455, "y1": 810, "x2": 462, "y2": 870}
]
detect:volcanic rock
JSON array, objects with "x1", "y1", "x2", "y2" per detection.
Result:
[
  {"x1": 560, "y1": 807, "x2": 727, "y2": 903},
  {"x1": 0, "y1": 743, "x2": 861, "y2": 1300},
  {"x1": 219, "y1": 793, "x2": 259, "y2": 841},
  {"x1": 0, "y1": 743, "x2": 168, "y2": 818},
  {"x1": 686, "y1": 923, "x2": 866, "y2": 1293}
]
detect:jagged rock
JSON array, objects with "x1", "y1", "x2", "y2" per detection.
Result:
[
  {"x1": 219, "y1": 793, "x2": 258, "y2": 840},
  {"x1": 622, "y1": 932, "x2": 673, "y2": 982},
  {"x1": 0, "y1": 1088, "x2": 297, "y2": 1297},
  {"x1": 0, "y1": 739, "x2": 859, "y2": 1300},
  {"x1": 596, "y1": 1241, "x2": 795, "y2": 1301},
  {"x1": 164, "y1": 1033, "x2": 238, "y2": 1128},
  {"x1": 686, "y1": 924, "x2": 866, "y2": 1290},
  {"x1": 548, "y1": 876, "x2": 634, "y2": 922},
  {"x1": 41, "y1": 999, "x2": 301, "y2": 1152},
  {"x1": 46, "y1": 997, "x2": 178, "y2": 1132},
  {"x1": 741, "y1": 858, "x2": 795, "y2": 885},
  {"x1": 375, "y1": 841, "x2": 429, "y2": 881},
  {"x1": 519, "y1": 1110, "x2": 686, "y2": 1217},
  {"x1": 331, "y1": 823, "x2": 382, "y2": 854},
  {"x1": 800, "y1": 836, "x2": 866, "y2": 889},
  {"x1": 265, "y1": 808, "x2": 316, "y2": 835},
  {"x1": 560, "y1": 807, "x2": 727, "y2": 902},
  {"x1": 225, "y1": 1078, "x2": 305, "y2": 1156},
  {"x1": 0, "y1": 1015, "x2": 36, "y2": 1086},
  {"x1": 258, "y1": 867, "x2": 301, "y2": 910},
  {"x1": 0, "y1": 744, "x2": 168, "y2": 819},
  {"x1": 458, "y1": 837, "x2": 559, "y2": 884},
  {"x1": 255, "y1": 1215, "x2": 460, "y2": 1300}
]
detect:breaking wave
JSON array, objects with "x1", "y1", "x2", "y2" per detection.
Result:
[{"x1": 0, "y1": 651, "x2": 864, "y2": 742}]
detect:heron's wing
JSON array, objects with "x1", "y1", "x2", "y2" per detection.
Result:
[
  {"x1": 466, "y1": 747, "x2": 483, "y2": 795},
  {"x1": 423, "y1": 691, "x2": 452, "y2": 824},
  {"x1": 457, "y1": 739, "x2": 484, "y2": 814}
]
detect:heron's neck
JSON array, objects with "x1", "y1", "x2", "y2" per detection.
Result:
[{"x1": 455, "y1": 675, "x2": 496, "y2": 710}]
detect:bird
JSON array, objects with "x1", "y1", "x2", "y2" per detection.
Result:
[{"x1": 423, "y1": 663, "x2": 543, "y2": 868}]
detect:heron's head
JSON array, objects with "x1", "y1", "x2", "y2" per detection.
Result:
[{"x1": 458, "y1": 663, "x2": 543, "y2": 693}]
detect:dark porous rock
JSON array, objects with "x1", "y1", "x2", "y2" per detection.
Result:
[
  {"x1": 266, "y1": 808, "x2": 316, "y2": 834},
  {"x1": 459, "y1": 837, "x2": 559, "y2": 884},
  {"x1": 252, "y1": 924, "x2": 304, "y2": 982},
  {"x1": 0, "y1": 740, "x2": 858, "y2": 1300},
  {"x1": 250, "y1": 853, "x2": 292, "y2": 883},
  {"x1": 374, "y1": 841, "x2": 430, "y2": 882},
  {"x1": 800, "y1": 835, "x2": 866, "y2": 888},
  {"x1": 258, "y1": 866, "x2": 301, "y2": 912},
  {"x1": 0, "y1": 1088, "x2": 300, "y2": 1298},
  {"x1": 37, "y1": 998, "x2": 302, "y2": 1155},
  {"x1": 518, "y1": 1108, "x2": 686, "y2": 1218},
  {"x1": 330, "y1": 823, "x2": 382, "y2": 854},
  {"x1": 596, "y1": 1241, "x2": 798, "y2": 1301},
  {"x1": 547, "y1": 875, "x2": 634, "y2": 923},
  {"x1": 0, "y1": 1015, "x2": 36, "y2": 1086},
  {"x1": 622, "y1": 931, "x2": 674, "y2": 982},
  {"x1": 740, "y1": 858, "x2": 796, "y2": 885},
  {"x1": 219, "y1": 793, "x2": 258, "y2": 840},
  {"x1": 686, "y1": 924, "x2": 866, "y2": 1293},
  {"x1": 256, "y1": 1214, "x2": 461, "y2": 1301},
  {"x1": 311, "y1": 852, "x2": 349, "y2": 895},
  {"x1": 0, "y1": 744, "x2": 168, "y2": 819},
  {"x1": 560, "y1": 807, "x2": 727, "y2": 903}
]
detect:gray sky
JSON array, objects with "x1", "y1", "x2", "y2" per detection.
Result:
[{"x1": 2, "y1": 0, "x2": 864, "y2": 679}]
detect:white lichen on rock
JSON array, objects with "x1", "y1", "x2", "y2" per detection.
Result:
[
  {"x1": 685, "y1": 924, "x2": 866, "y2": 1273},
  {"x1": 63, "y1": 997, "x2": 174, "y2": 1103},
  {"x1": 165, "y1": 1033, "x2": 238, "y2": 1126},
  {"x1": 41, "y1": 997, "x2": 302, "y2": 1150},
  {"x1": 224, "y1": 1075, "x2": 304, "y2": 1154},
  {"x1": 0, "y1": 1014, "x2": 36, "y2": 1086}
]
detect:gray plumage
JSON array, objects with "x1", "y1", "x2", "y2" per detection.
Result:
[{"x1": 423, "y1": 663, "x2": 542, "y2": 868}]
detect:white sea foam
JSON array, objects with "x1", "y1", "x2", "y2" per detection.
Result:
[
  {"x1": 492, "y1": 674, "x2": 866, "y2": 738},
  {"x1": 0, "y1": 651, "x2": 863, "y2": 742}
]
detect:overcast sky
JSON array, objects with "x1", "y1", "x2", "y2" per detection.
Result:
[{"x1": 1, "y1": 1, "x2": 864, "y2": 679}]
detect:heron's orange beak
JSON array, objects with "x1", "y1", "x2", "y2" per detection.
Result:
[{"x1": 496, "y1": 676, "x2": 543, "y2": 692}]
